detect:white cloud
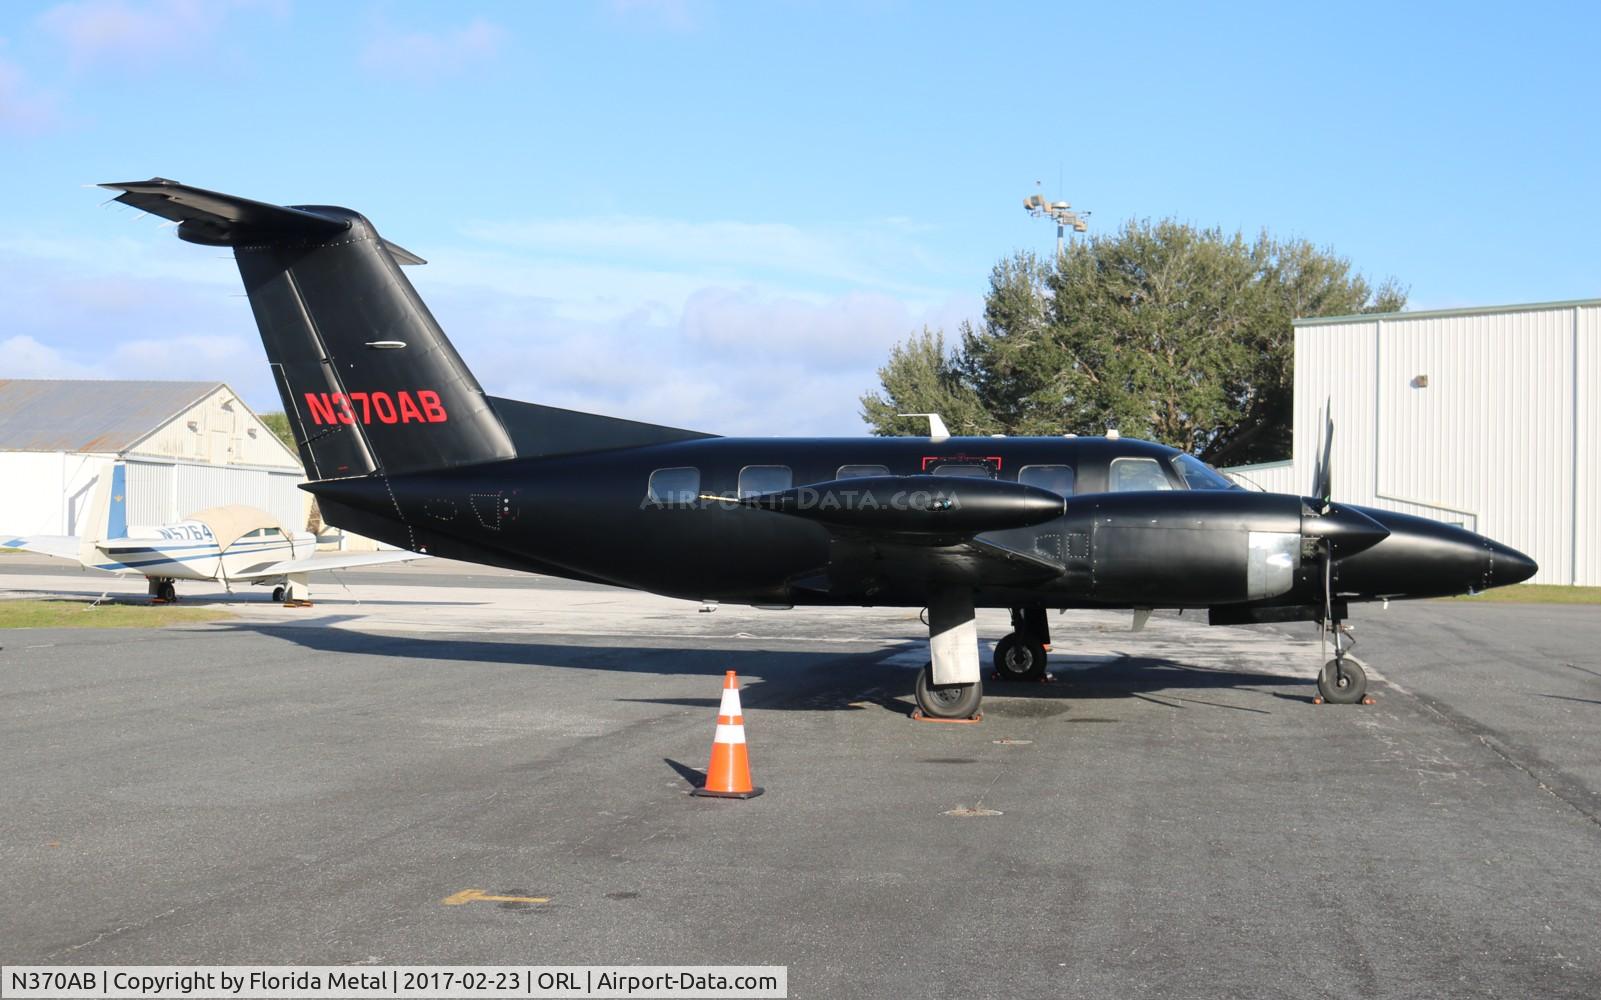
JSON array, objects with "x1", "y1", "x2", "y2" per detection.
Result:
[
  {"x1": 2, "y1": 206, "x2": 983, "y2": 436},
  {"x1": 0, "y1": 55, "x2": 59, "y2": 132},
  {"x1": 359, "y1": 17, "x2": 507, "y2": 81},
  {"x1": 1, "y1": 335, "x2": 100, "y2": 378},
  {"x1": 35, "y1": 0, "x2": 276, "y2": 71},
  {"x1": 606, "y1": 0, "x2": 702, "y2": 32},
  {"x1": 463, "y1": 214, "x2": 950, "y2": 299}
]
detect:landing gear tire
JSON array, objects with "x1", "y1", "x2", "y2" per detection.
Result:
[
  {"x1": 271, "y1": 586, "x2": 286, "y2": 603},
  {"x1": 915, "y1": 662, "x2": 983, "y2": 719},
  {"x1": 1317, "y1": 657, "x2": 1367, "y2": 704},
  {"x1": 157, "y1": 581, "x2": 176, "y2": 602},
  {"x1": 993, "y1": 633, "x2": 1047, "y2": 682}
]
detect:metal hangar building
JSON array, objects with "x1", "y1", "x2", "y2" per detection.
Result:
[
  {"x1": 1224, "y1": 298, "x2": 1598, "y2": 586},
  {"x1": 0, "y1": 379, "x2": 305, "y2": 537}
]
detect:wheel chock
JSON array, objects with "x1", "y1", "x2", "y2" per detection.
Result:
[
  {"x1": 1361, "y1": 695, "x2": 1376, "y2": 705},
  {"x1": 1312, "y1": 695, "x2": 1323, "y2": 705},
  {"x1": 910, "y1": 709, "x2": 983, "y2": 724}
]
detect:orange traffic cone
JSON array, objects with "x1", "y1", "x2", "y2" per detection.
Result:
[{"x1": 692, "y1": 670, "x2": 764, "y2": 799}]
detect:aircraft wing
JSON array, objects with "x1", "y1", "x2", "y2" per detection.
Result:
[
  {"x1": 230, "y1": 548, "x2": 429, "y2": 580},
  {"x1": 1, "y1": 534, "x2": 83, "y2": 563}
]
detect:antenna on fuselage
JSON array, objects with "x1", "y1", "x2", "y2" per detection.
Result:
[{"x1": 898, "y1": 413, "x2": 951, "y2": 443}]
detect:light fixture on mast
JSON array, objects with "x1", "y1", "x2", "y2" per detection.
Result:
[{"x1": 1023, "y1": 186, "x2": 1090, "y2": 258}]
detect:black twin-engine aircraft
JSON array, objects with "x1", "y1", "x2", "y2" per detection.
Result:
[{"x1": 104, "y1": 179, "x2": 1538, "y2": 719}]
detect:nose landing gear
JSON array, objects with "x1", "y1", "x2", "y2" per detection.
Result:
[{"x1": 1315, "y1": 615, "x2": 1372, "y2": 705}]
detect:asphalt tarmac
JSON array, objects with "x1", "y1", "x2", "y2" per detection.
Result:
[{"x1": 2, "y1": 558, "x2": 1598, "y2": 998}]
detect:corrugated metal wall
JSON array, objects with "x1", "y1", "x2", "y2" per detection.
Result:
[
  {"x1": 126, "y1": 459, "x2": 306, "y2": 530},
  {"x1": 1223, "y1": 460, "x2": 1302, "y2": 495},
  {"x1": 1292, "y1": 301, "x2": 1598, "y2": 585}
]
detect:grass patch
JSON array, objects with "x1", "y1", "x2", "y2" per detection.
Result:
[
  {"x1": 0, "y1": 599, "x2": 234, "y2": 629},
  {"x1": 1450, "y1": 584, "x2": 1601, "y2": 605}
]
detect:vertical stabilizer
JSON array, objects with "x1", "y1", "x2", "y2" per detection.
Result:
[
  {"x1": 76, "y1": 460, "x2": 122, "y2": 565},
  {"x1": 98, "y1": 179, "x2": 517, "y2": 480}
]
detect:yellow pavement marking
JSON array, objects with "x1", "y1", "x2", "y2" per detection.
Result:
[{"x1": 441, "y1": 889, "x2": 550, "y2": 906}]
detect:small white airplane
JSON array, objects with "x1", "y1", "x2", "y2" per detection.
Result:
[{"x1": 2, "y1": 462, "x2": 424, "y2": 604}]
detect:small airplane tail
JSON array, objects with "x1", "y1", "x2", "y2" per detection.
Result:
[
  {"x1": 100, "y1": 179, "x2": 518, "y2": 481},
  {"x1": 76, "y1": 461, "x2": 127, "y2": 564}
]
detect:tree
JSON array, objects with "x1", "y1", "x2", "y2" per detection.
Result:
[
  {"x1": 858, "y1": 327, "x2": 998, "y2": 437},
  {"x1": 259, "y1": 411, "x2": 296, "y2": 453},
  {"x1": 862, "y1": 220, "x2": 1405, "y2": 465}
]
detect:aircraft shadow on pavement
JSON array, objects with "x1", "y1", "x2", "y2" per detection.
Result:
[{"x1": 222, "y1": 621, "x2": 1316, "y2": 716}]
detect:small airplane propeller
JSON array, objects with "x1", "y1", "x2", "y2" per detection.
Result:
[{"x1": 1310, "y1": 400, "x2": 1334, "y2": 513}]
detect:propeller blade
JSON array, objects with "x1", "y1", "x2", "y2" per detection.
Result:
[{"x1": 1311, "y1": 401, "x2": 1334, "y2": 509}]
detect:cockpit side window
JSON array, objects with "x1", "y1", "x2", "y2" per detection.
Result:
[
  {"x1": 1170, "y1": 454, "x2": 1238, "y2": 491},
  {"x1": 1108, "y1": 456, "x2": 1174, "y2": 492}
]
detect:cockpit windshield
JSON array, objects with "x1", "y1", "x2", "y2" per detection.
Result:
[{"x1": 1171, "y1": 454, "x2": 1238, "y2": 491}]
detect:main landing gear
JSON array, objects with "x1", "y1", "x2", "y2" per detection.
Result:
[
  {"x1": 148, "y1": 577, "x2": 177, "y2": 603},
  {"x1": 915, "y1": 662, "x2": 984, "y2": 720},
  {"x1": 993, "y1": 607, "x2": 1050, "y2": 682},
  {"x1": 912, "y1": 589, "x2": 984, "y2": 721}
]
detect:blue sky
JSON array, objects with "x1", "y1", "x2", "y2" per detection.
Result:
[{"x1": 2, "y1": 1, "x2": 1597, "y2": 434}]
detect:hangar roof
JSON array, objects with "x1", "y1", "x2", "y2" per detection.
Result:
[
  {"x1": 1293, "y1": 296, "x2": 1601, "y2": 326},
  {"x1": 0, "y1": 379, "x2": 226, "y2": 454}
]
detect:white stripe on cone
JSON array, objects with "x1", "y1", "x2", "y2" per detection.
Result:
[
  {"x1": 718, "y1": 688, "x2": 743, "y2": 717},
  {"x1": 713, "y1": 723, "x2": 747, "y2": 745}
]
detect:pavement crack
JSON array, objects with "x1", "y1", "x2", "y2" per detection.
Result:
[
  {"x1": 46, "y1": 906, "x2": 179, "y2": 960},
  {"x1": 1402, "y1": 686, "x2": 1601, "y2": 835}
]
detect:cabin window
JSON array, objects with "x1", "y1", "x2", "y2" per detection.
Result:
[
  {"x1": 738, "y1": 465, "x2": 793, "y2": 498},
  {"x1": 1018, "y1": 464, "x2": 1076, "y2": 497},
  {"x1": 836, "y1": 464, "x2": 890, "y2": 480},
  {"x1": 243, "y1": 528, "x2": 263, "y2": 537},
  {"x1": 1108, "y1": 457, "x2": 1174, "y2": 492},
  {"x1": 1171, "y1": 454, "x2": 1237, "y2": 491},
  {"x1": 648, "y1": 467, "x2": 701, "y2": 505},
  {"x1": 932, "y1": 463, "x2": 995, "y2": 479},
  {"x1": 265, "y1": 527, "x2": 281, "y2": 535}
]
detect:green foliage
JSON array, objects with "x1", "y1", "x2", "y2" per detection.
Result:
[
  {"x1": 863, "y1": 220, "x2": 1405, "y2": 464},
  {"x1": 859, "y1": 328, "x2": 998, "y2": 437},
  {"x1": 259, "y1": 412, "x2": 296, "y2": 453}
]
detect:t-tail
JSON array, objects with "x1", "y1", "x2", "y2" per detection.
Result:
[{"x1": 100, "y1": 178, "x2": 517, "y2": 481}]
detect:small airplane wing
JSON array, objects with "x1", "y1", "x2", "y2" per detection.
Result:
[
  {"x1": 1, "y1": 534, "x2": 83, "y2": 562},
  {"x1": 230, "y1": 548, "x2": 429, "y2": 581}
]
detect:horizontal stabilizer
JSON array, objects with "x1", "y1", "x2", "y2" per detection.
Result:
[
  {"x1": 1, "y1": 534, "x2": 82, "y2": 562},
  {"x1": 101, "y1": 177, "x2": 350, "y2": 247}
]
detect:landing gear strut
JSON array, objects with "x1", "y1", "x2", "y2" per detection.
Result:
[
  {"x1": 149, "y1": 578, "x2": 177, "y2": 602},
  {"x1": 912, "y1": 588, "x2": 983, "y2": 721},
  {"x1": 993, "y1": 607, "x2": 1050, "y2": 682},
  {"x1": 1316, "y1": 613, "x2": 1368, "y2": 705},
  {"x1": 1315, "y1": 550, "x2": 1369, "y2": 704}
]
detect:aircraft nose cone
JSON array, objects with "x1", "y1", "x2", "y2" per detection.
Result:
[{"x1": 1486, "y1": 541, "x2": 1538, "y2": 588}]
